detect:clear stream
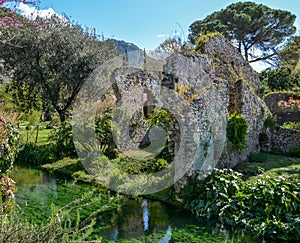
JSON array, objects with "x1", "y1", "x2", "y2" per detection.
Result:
[{"x1": 13, "y1": 167, "x2": 261, "y2": 243}]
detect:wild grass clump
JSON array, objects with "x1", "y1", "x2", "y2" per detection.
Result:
[{"x1": 0, "y1": 190, "x2": 117, "y2": 243}]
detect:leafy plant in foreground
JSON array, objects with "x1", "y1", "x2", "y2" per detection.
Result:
[
  {"x1": 184, "y1": 169, "x2": 300, "y2": 241},
  {"x1": 0, "y1": 190, "x2": 117, "y2": 242}
]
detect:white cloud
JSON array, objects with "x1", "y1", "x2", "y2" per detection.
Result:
[
  {"x1": 157, "y1": 33, "x2": 166, "y2": 38},
  {"x1": 18, "y1": 3, "x2": 60, "y2": 20}
]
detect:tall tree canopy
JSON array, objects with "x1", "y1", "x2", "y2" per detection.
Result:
[
  {"x1": 189, "y1": 2, "x2": 296, "y2": 64},
  {"x1": 278, "y1": 35, "x2": 300, "y2": 70},
  {"x1": 0, "y1": 12, "x2": 116, "y2": 122}
]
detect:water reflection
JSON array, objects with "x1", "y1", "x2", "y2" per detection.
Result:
[
  {"x1": 158, "y1": 225, "x2": 172, "y2": 243},
  {"x1": 142, "y1": 199, "x2": 149, "y2": 231},
  {"x1": 13, "y1": 167, "x2": 259, "y2": 242},
  {"x1": 98, "y1": 198, "x2": 195, "y2": 242}
]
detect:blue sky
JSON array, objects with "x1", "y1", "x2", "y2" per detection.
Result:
[{"x1": 32, "y1": 0, "x2": 300, "y2": 50}]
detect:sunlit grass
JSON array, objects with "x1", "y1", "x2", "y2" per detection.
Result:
[
  {"x1": 18, "y1": 122, "x2": 53, "y2": 146},
  {"x1": 235, "y1": 152, "x2": 300, "y2": 181}
]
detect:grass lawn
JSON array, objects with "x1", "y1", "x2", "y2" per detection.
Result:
[
  {"x1": 234, "y1": 152, "x2": 300, "y2": 181},
  {"x1": 18, "y1": 122, "x2": 54, "y2": 146}
]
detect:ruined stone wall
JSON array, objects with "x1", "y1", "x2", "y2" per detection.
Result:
[
  {"x1": 261, "y1": 127, "x2": 300, "y2": 153},
  {"x1": 264, "y1": 92, "x2": 300, "y2": 113},
  {"x1": 111, "y1": 35, "x2": 267, "y2": 188},
  {"x1": 198, "y1": 34, "x2": 265, "y2": 168},
  {"x1": 264, "y1": 92, "x2": 300, "y2": 125}
]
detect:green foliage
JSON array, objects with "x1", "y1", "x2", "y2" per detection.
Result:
[
  {"x1": 15, "y1": 142, "x2": 57, "y2": 167},
  {"x1": 1, "y1": 13, "x2": 116, "y2": 122},
  {"x1": 0, "y1": 190, "x2": 117, "y2": 242},
  {"x1": 0, "y1": 86, "x2": 19, "y2": 113},
  {"x1": 72, "y1": 170, "x2": 94, "y2": 183},
  {"x1": 259, "y1": 67, "x2": 300, "y2": 94},
  {"x1": 184, "y1": 169, "x2": 300, "y2": 241},
  {"x1": 112, "y1": 155, "x2": 168, "y2": 175},
  {"x1": 226, "y1": 113, "x2": 248, "y2": 151},
  {"x1": 95, "y1": 110, "x2": 112, "y2": 144},
  {"x1": 41, "y1": 158, "x2": 83, "y2": 178},
  {"x1": 147, "y1": 109, "x2": 173, "y2": 132},
  {"x1": 0, "y1": 122, "x2": 19, "y2": 176},
  {"x1": 289, "y1": 147, "x2": 300, "y2": 158},
  {"x1": 264, "y1": 115, "x2": 277, "y2": 128},
  {"x1": 189, "y1": 169, "x2": 244, "y2": 224},
  {"x1": 49, "y1": 121, "x2": 77, "y2": 158},
  {"x1": 279, "y1": 35, "x2": 300, "y2": 69},
  {"x1": 281, "y1": 121, "x2": 300, "y2": 130},
  {"x1": 189, "y1": 2, "x2": 296, "y2": 63},
  {"x1": 242, "y1": 177, "x2": 300, "y2": 240},
  {"x1": 95, "y1": 110, "x2": 118, "y2": 158}
]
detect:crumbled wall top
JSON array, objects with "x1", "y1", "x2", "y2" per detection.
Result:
[{"x1": 200, "y1": 34, "x2": 261, "y2": 93}]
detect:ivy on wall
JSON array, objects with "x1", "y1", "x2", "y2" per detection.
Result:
[{"x1": 227, "y1": 113, "x2": 248, "y2": 151}]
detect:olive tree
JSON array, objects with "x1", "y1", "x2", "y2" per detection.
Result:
[{"x1": 0, "y1": 14, "x2": 116, "y2": 122}]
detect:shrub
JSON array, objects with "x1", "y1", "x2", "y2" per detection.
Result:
[
  {"x1": 259, "y1": 67, "x2": 300, "y2": 94},
  {"x1": 15, "y1": 142, "x2": 57, "y2": 167},
  {"x1": 264, "y1": 115, "x2": 277, "y2": 128},
  {"x1": 41, "y1": 158, "x2": 83, "y2": 178},
  {"x1": 184, "y1": 169, "x2": 300, "y2": 241},
  {"x1": 188, "y1": 169, "x2": 244, "y2": 225},
  {"x1": 147, "y1": 109, "x2": 173, "y2": 132},
  {"x1": 95, "y1": 110, "x2": 117, "y2": 158},
  {"x1": 112, "y1": 155, "x2": 168, "y2": 175},
  {"x1": 95, "y1": 110, "x2": 113, "y2": 145},
  {"x1": 1, "y1": 174, "x2": 16, "y2": 213},
  {"x1": 289, "y1": 147, "x2": 300, "y2": 158},
  {"x1": 243, "y1": 177, "x2": 300, "y2": 240},
  {"x1": 49, "y1": 121, "x2": 77, "y2": 158},
  {"x1": 281, "y1": 121, "x2": 300, "y2": 130},
  {"x1": 72, "y1": 170, "x2": 94, "y2": 183},
  {"x1": 227, "y1": 113, "x2": 248, "y2": 151}
]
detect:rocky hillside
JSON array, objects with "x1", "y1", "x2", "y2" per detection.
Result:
[{"x1": 109, "y1": 39, "x2": 142, "y2": 55}]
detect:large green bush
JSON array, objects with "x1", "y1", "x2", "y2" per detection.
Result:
[
  {"x1": 15, "y1": 142, "x2": 57, "y2": 167},
  {"x1": 49, "y1": 121, "x2": 77, "y2": 158},
  {"x1": 112, "y1": 155, "x2": 168, "y2": 175},
  {"x1": 182, "y1": 169, "x2": 300, "y2": 241}
]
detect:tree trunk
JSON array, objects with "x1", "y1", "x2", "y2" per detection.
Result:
[
  {"x1": 238, "y1": 41, "x2": 242, "y2": 54},
  {"x1": 242, "y1": 41, "x2": 249, "y2": 62},
  {"x1": 58, "y1": 111, "x2": 66, "y2": 123}
]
